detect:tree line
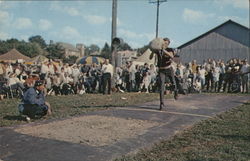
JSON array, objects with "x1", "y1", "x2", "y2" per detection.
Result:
[{"x1": 0, "y1": 35, "x2": 149, "y2": 63}]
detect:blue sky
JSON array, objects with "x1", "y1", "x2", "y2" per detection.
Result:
[{"x1": 0, "y1": 0, "x2": 249, "y2": 49}]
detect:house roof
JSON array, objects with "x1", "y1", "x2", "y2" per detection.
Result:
[
  {"x1": 0, "y1": 49, "x2": 31, "y2": 61},
  {"x1": 177, "y1": 19, "x2": 250, "y2": 49}
]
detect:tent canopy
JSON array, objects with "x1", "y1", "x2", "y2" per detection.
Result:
[
  {"x1": 30, "y1": 55, "x2": 49, "y2": 64},
  {"x1": 76, "y1": 56, "x2": 105, "y2": 65},
  {"x1": 0, "y1": 49, "x2": 31, "y2": 62},
  {"x1": 132, "y1": 49, "x2": 155, "y2": 66}
]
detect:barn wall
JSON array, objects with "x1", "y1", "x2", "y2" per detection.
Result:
[{"x1": 179, "y1": 32, "x2": 249, "y2": 64}]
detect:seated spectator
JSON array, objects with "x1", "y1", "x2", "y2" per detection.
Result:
[
  {"x1": 7, "y1": 73, "x2": 25, "y2": 97},
  {"x1": 18, "y1": 80, "x2": 52, "y2": 121}
]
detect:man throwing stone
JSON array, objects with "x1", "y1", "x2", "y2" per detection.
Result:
[{"x1": 149, "y1": 37, "x2": 178, "y2": 110}]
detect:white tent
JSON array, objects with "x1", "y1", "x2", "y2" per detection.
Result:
[{"x1": 132, "y1": 49, "x2": 156, "y2": 66}]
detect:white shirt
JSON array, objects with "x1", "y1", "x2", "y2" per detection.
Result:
[
  {"x1": 41, "y1": 64, "x2": 49, "y2": 74},
  {"x1": 48, "y1": 64, "x2": 55, "y2": 75},
  {"x1": 8, "y1": 77, "x2": 20, "y2": 86},
  {"x1": 199, "y1": 68, "x2": 206, "y2": 79},
  {"x1": 102, "y1": 64, "x2": 114, "y2": 77}
]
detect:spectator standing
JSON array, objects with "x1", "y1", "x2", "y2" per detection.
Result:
[
  {"x1": 240, "y1": 59, "x2": 249, "y2": 93},
  {"x1": 101, "y1": 59, "x2": 113, "y2": 95}
]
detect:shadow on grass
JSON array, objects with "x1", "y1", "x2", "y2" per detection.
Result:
[{"x1": 3, "y1": 115, "x2": 26, "y2": 121}]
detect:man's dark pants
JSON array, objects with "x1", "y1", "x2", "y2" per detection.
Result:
[
  {"x1": 102, "y1": 73, "x2": 111, "y2": 94},
  {"x1": 159, "y1": 67, "x2": 177, "y2": 105}
]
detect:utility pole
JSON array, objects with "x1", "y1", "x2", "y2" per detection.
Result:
[
  {"x1": 111, "y1": 0, "x2": 117, "y2": 67},
  {"x1": 149, "y1": 0, "x2": 167, "y2": 38}
]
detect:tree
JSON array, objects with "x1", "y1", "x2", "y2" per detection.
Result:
[
  {"x1": 0, "y1": 39, "x2": 45, "y2": 57},
  {"x1": 100, "y1": 42, "x2": 111, "y2": 59},
  {"x1": 28, "y1": 35, "x2": 47, "y2": 49},
  {"x1": 85, "y1": 44, "x2": 100, "y2": 56},
  {"x1": 17, "y1": 42, "x2": 44, "y2": 58},
  {"x1": 63, "y1": 55, "x2": 78, "y2": 64},
  {"x1": 46, "y1": 43, "x2": 64, "y2": 60},
  {"x1": 117, "y1": 42, "x2": 133, "y2": 51}
]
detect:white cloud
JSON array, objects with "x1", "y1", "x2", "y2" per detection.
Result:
[
  {"x1": 108, "y1": 17, "x2": 123, "y2": 26},
  {"x1": 66, "y1": 7, "x2": 80, "y2": 16},
  {"x1": 50, "y1": 2, "x2": 80, "y2": 16},
  {"x1": 118, "y1": 28, "x2": 154, "y2": 40},
  {"x1": 83, "y1": 15, "x2": 108, "y2": 25},
  {"x1": 38, "y1": 19, "x2": 52, "y2": 31},
  {"x1": 118, "y1": 29, "x2": 155, "y2": 48},
  {"x1": 20, "y1": 35, "x2": 29, "y2": 41},
  {"x1": 0, "y1": 10, "x2": 10, "y2": 26},
  {"x1": 14, "y1": 17, "x2": 33, "y2": 29},
  {"x1": 88, "y1": 37, "x2": 108, "y2": 46},
  {"x1": 0, "y1": 0, "x2": 11, "y2": 9},
  {"x1": 182, "y1": 8, "x2": 215, "y2": 23},
  {"x1": 0, "y1": 32, "x2": 10, "y2": 40},
  {"x1": 214, "y1": 0, "x2": 249, "y2": 9},
  {"x1": 61, "y1": 26, "x2": 82, "y2": 40}
]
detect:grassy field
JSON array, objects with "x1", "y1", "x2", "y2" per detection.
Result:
[
  {"x1": 0, "y1": 93, "x2": 160, "y2": 127},
  {"x1": 114, "y1": 101, "x2": 250, "y2": 161}
]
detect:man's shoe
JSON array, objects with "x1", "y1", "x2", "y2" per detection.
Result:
[{"x1": 174, "y1": 91, "x2": 178, "y2": 100}]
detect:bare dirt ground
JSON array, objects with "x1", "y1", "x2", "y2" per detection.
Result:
[{"x1": 15, "y1": 115, "x2": 159, "y2": 147}]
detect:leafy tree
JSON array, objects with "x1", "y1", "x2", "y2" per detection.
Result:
[
  {"x1": 100, "y1": 42, "x2": 111, "y2": 59},
  {"x1": 0, "y1": 39, "x2": 45, "y2": 58},
  {"x1": 46, "y1": 43, "x2": 64, "y2": 60},
  {"x1": 63, "y1": 55, "x2": 78, "y2": 64},
  {"x1": 28, "y1": 35, "x2": 47, "y2": 49},
  {"x1": 0, "y1": 40, "x2": 13, "y2": 54},
  {"x1": 17, "y1": 42, "x2": 44, "y2": 58},
  {"x1": 117, "y1": 42, "x2": 133, "y2": 51},
  {"x1": 85, "y1": 44, "x2": 100, "y2": 56}
]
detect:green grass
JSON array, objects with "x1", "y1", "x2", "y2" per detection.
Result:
[
  {"x1": 0, "y1": 93, "x2": 160, "y2": 127},
  {"x1": 114, "y1": 102, "x2": 250, "y2": 161}
]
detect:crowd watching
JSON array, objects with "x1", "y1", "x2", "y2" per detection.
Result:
[{"x1": 0, "y1": 57, "x2": 249, "y2": 100}]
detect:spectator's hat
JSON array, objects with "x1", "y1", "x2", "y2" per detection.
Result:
[{"x1": 34, "y1": 80, "x2": 43, "y2": 87}]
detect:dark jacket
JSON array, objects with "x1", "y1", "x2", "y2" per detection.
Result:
[{"x1": 23, "y1": 87, "x2": 45, "y2": 106}]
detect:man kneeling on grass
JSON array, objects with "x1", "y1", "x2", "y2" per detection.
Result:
[{"x1": 18, "y1": 80, "x2": 52, "y2": 121}]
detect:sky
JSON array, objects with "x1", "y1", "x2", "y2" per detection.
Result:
[{"x1": 0, "y1": 0, "x2": 249, "y2": 49}]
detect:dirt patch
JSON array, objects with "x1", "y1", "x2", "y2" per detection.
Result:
[{"x1": 15, "y1": 115, "x2": 159, "y2": 147}]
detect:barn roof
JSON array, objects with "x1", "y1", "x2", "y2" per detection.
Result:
[{"x1": 178, "y1": 20, "x2": 250, "y2": 49}]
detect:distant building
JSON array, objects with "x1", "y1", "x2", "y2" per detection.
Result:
[
  {"x1": 116, "y1": 50, "x2": 137, "y2": 67},
  {"x1": 57, "y1": 42, "x2": 85, "y2": 58},
  {"x1": 177, "y1": 20, "x2": 250, "y2": 63}
]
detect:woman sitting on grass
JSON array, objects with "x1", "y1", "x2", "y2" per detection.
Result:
[{"x1": 18, "y1": 80, "x2": 52, "y2": 121}]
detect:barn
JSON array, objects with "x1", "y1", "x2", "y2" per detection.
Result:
[{"x1": 177, "y1": 20, "x2": 250, "y2": 64}]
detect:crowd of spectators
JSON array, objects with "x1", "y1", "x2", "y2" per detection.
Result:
[{"x1": 0, "y1": 57, "x2": 249, "y2": 100}]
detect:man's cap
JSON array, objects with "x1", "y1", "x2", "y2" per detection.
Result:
[{"x1": 34, "y1": 80, "x2": 43, "y2": 87}]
